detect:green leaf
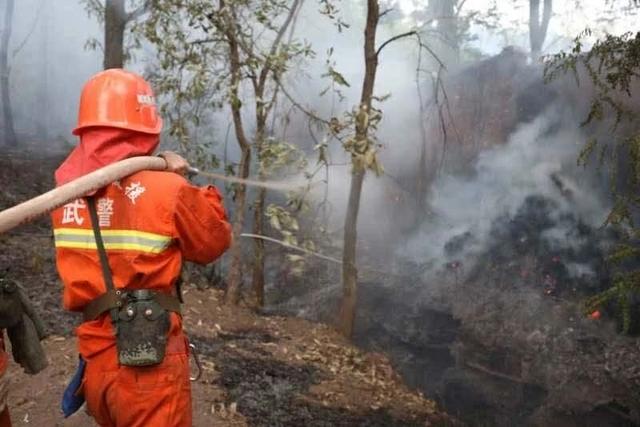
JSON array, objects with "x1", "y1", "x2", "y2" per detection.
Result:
[{"x1": 322, "y1": 66, "x2": 350, "y2": 87}]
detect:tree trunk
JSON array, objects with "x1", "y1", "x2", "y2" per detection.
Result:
[
  {"x1": 225, "y1": 145, "x2": 251, "y2": 305},
  {"x1": 37, "y1": 0, "x2": 49, "y2": 140},
  {"x1": 104, "y1": 0, "x2": 126, "y2": 69},
  {"x1": 427, "y1": 0, "x2": 458, "y2": 67},
  {"x1": 252, "y1": 187, "x2": 266, "y2": 307},
  {"x1": 339, "y1": 167, "x2": 366, "y2": 337},
  {"x1": 251, "y1": 103, "x2": 268, "y2": 308},
  {"x1": 222, "y1": 0, "x2": 253, "y2": 306},
  {"x1": 338, "y1": 0, "x2": 380, "y2": 338},
  {"x1": 0, "y1": 0, "x2": 17, "y2": 147},
  {"x1": 529, "y1": 0, "x2": 552, "y2": 59},
  {"x1": 249, "y1": 0, "x2": 302, "y2": 307},
  {"x1": 415, "y1": 67, "x2": 430, "y2": 213}
]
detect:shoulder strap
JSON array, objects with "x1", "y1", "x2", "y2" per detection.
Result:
[{"x1": 86, "y1": 197, "x2": 116, "y2": 293}]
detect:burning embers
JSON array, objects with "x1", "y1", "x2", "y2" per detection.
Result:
[{"x1": 442, "y1": 194, "x2": 611, "y2": 302}]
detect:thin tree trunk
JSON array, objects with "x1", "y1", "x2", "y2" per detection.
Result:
[
  {"x1": 249, "y1": 0, "x2": 301, "y2": 308},
  {"x1": 338, "y1": 0, "x2": 380, "y2": 338},
  {"x1": 104, "y1": 0, "x2": 126, "y2": 69},
  {"x1": 529, "y1": 0, "x2": 552, "y2": 59},
  {"x1": 251, "y1": 99, "x2": 268, "y2": 307},
  {"x1": 222, "y1": 0, "x2": 253, "y2": 306},
  {"x1": 427, "y1": 0, "x2": 458, "y2": 67},
  {"x1": 0, "y1": 0, "x2": 17, "y2": 147},
  {"x1": 37, "y1": 0, "x2": 49, "y2": 140},
  {"x1": 252, "y1": 186, "x2": 266, "y2": 307},
  {"x1": 339, "y1": 168, "x2": 366, "y2": 337},
  {"x1": 226, "y1": 144, "x2": 251, "y2": 305},
  {"x1": 415, "y1": 59, "x2": 429, "y2": 212}
]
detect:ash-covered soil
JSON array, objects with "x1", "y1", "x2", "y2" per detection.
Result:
[
  {"x1": 0, "y1": 150, "x2": 454, "y2": 427},
  {"x1": 6, "y1": 288, "x2": 454, "y2": 426}
]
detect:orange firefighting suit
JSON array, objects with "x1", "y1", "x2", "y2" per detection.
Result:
[
  {"x1": 51, "y1": 167, "x2": 231, "y2": 426},
  {"x1": 50, "y1": 68, "x2": 231, "y2": 426},
  {"x1": 50, "y1": 143, "x2": 232, "y2": 425}
]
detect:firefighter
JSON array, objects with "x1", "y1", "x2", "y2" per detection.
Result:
[{"x1": 51, "y1": 69, "x2": 232, "y2": 426}]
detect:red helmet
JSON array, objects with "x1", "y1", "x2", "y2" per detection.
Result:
[{"x1": 73, "y1": 69, "x2": 163, "y2": 135}]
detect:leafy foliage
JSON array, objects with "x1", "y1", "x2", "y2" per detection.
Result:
[
  {"x1": 139, "y1": 0, "x2": 313, "y2": 165},
  {"x1": 545, "y1": 30, "x2": 640, "y2": 126},
  {"x1": 545, "y1": 31, "x2": 640, "y2": 333}
]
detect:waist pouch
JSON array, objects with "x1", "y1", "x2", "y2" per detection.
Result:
[
  {"x1": 115, "y1": 289, "x2": 171, "y2": 367},
  {"x1": 83, "y1": 288, "x2": 181, "y2": 367}
]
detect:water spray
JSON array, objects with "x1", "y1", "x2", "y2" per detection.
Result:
[{"x1": 187, "y1": 167, "x2": 305, "y2": 192}]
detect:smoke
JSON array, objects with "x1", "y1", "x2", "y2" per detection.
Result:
[
  {"x1": 401, "y1": 106, "x2": 609, "y2": 274},
  {"x1": 8, "y1": 0, "x2": 101, "y2": 144}
]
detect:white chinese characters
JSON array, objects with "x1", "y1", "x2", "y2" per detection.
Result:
[
  {"x1": 97, "y1": 197, "x2": 114, "y2": 227},
  {"x1": 125, "y1": 182, "x2": 146, "y2": 204},
  {"x1": 61, "y1": 199, "x2": 86, "y2": 225}
]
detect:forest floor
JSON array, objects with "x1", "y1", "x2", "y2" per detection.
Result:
[{"x1": 0, "y1": 148, "x2": 455, "y2": 427}]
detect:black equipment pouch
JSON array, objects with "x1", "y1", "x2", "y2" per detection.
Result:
[
  {"x1": 115, "y1": 289, "x2": 170, "y2": 366},
  {"x1": 87, "y1": 197, "x2": 174, "y2": 367}
]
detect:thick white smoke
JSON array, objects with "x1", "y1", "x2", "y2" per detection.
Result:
[{"x1": 398, "y1": 107, "x2": 609, "y2": 273}]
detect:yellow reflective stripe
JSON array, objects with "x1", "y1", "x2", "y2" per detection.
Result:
[
  {"x1": 53, "y1": 228, "x2": 172, "y2": 254},
  {"x1": 54, "y1": 228, "x2": 169, "y2": 242},
  {"x1": 54, "y1": 241, "x2": 168, "y2": 254}
]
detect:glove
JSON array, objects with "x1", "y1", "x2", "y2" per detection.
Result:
[{"x1": 7, "y1": 312, "x2": 48, "y2": 375}]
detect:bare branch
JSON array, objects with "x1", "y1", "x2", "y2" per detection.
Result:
[
  {"x1": 375, "y1": 30, "x2": 446, "y2": 72},
  {"x1": 126, "y1": 0, "x2": 150, "y2": 22},
  {"x1": 274, "y1": 77, "x2": 331, "y2": 125},
  {"x1": 257, "y1": 0, "x2": 302, "y2": 89},
  {"x1": 12, "y1": 0, "x2": 44, "y2": 59},
  {"x1": 418, "y1": 36, "x2": 447, "y2": 70},
  {"x1": 455, "y1": 0, "x2": 468, "y2": 17},
  {"x1": 379, "y1": 7, "x2": 394, "y2": 19},
  {"x1": 376, "y1": 30, "x2": 416, "y2": 57}
]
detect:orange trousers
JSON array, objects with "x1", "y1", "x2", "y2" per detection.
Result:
[{"x1": 82, "y1": 336, "x2": 192, "y2": 427}]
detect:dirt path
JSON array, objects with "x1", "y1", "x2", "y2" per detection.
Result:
[{"x1": 6, "y1": 288, "x2": 453, "y2": 426}]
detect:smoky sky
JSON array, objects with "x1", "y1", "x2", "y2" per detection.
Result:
[{"x1": 8, "y1": 0, "x2": 101, "y2": 142}]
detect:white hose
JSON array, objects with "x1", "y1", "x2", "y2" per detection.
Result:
[
  {"x1": 0, "y1": 156, "x2": 167, "y2": 234},
  {"x1": 0, "y1": 157, "x2": 311, "y2": 234}
]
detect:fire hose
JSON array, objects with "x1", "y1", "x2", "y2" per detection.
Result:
[{"x1": 0, "y1": 156, "x2": 303, "y2": 235}]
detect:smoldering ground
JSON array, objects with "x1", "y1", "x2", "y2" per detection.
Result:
[{"x1": 278, "y1": 52, "x2": 640, "y2": 425}]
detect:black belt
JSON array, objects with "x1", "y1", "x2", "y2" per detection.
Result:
[{"x1": 83, "y1": 289, "x2": 181, "y2": 322}]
